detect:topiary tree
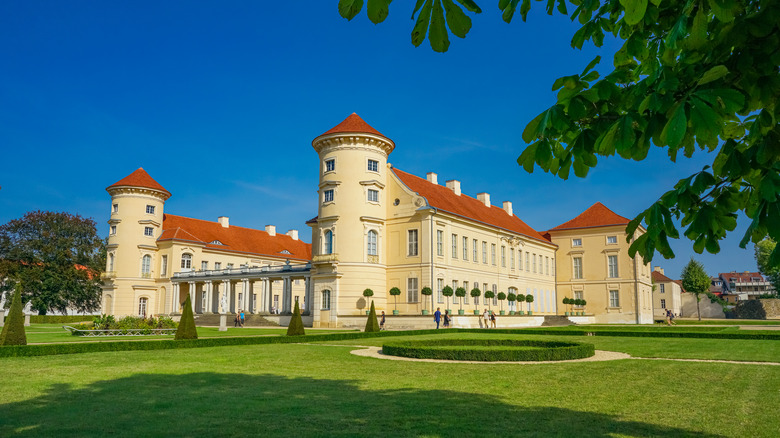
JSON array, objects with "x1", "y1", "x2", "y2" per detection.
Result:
[
  {"x1": 364, "y1": 300, "x2": 380, "y2": 332},
  {"x1": 287, "y1": 300, "x2": 305, "y2": 336},
  {"x1": 470, "y1": 288, "x2": 481, "y2": 314},
  {"x1": 507, "y1": 292, "x2": 516, "y2": 313},
  {"x1": 516, "y1": 293, "x2": 525, "y2": 314},
  {"x1": 389, "y1": 287, "x2": 401, "y2": 314},
  {"x1": 497, "y1": 292, "x2": 506, "y2": 312},
  {"x1": 484, "y1": 290, "x2": 495, "y2": 310},
  {"x1": 562, "y1": 297, "x2": 571, "y2": 314},
  {"x1": 455, "y1": 287, "x2": 466, "y2": 313},
  {"x1": 174, "y1": 295, "x2": 198, "y2": 340},
  {"x1": 362, "y1": 288, "x2": 374, "y2": 313},
  {"x1": 580, "y1": 299, "x2": 587, "y2": 314},
  {"x1": 421, "y1": 286, "x2": 433, "y2": 314},
  {"x1": 441, "y1": 285, "x2": 454, "y2": 311},
  {"x1": 0, "y1": 284, "x2": 27, "y2": 346},
  {"x1": 574, "y1": 299, "x2": 584, "y2": 314},
  {"x1": 525, "y1": 294, "x2": 534, "y2": 314}
]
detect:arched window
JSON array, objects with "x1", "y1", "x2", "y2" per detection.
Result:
[
  {"x1": 138, "y1": 297, "x2": 148, "y2": 317},
  {"x1": 367, "y1": 230, "x2": 377, "y2": 256},
  {"x1": 141, "y1": 255, "x2": 151, "y2": 277},
  {"x1": 181, "y1": 253, "x2": 192, "y2": 269},
  {"x1": 321, "y1": 289, "x2": 331, "y2": 310},
  {"x1": 108, "y1": 253, "x2": 115, "y2": 272},
  {"x1": 324, "y1": 231, "x2": 333, "y2": 254}
]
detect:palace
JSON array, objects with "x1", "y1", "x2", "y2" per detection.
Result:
[{"x1": 101, "y1": 113, "x2": 653, "y2": 326}]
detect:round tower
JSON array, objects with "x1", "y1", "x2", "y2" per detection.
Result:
[
  {"x1": 103, "y1": 168, "x2": 171, "y2": 317},
  {"x1": 309, "y1": 113, "x2": 394, "y2": 326}
]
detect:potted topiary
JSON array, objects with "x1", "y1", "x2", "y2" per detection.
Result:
[
  {"x1": 573, "y1": 298, "x2": 582, "y2": 315},
  {"x1": 497, "y1": 292, "x2": 506, "y2": 315},
  {"x1": 507, "y1": 292, "x2": 516, "y2": 315},
  {"x1": 525, "y1": 294, "x2": 534, "y2": 315},
  {"x1": 484, "y1": 290, "x2": 495, "y2": 312},
  {"x1": 516, "y1": 293, "x2": 525, "y2": 315},
  {"x1": 389, "y1": 287, "x2": 401, "y2": 315},
  {"x1": 421, "y1": 286, "x2": 433, "y2": 315},
  {"x1": 563, "y1": 297, "x2": 570, "y2": 316},
  {"x1": 581, "y1": 299, "x2": 587, "y2": 315},
  {"x1": 455, "y1": 287, "x2": 466, "y2": 315},
  {"x1": 363, "y1": 288, "x2": 374, "y2": 315},
  {"x1": 442, "y1": 285, "x2": 454, "y2": 314},
  {"x1": 470, "y1": 288, "x2": 481, "y2": 315}
]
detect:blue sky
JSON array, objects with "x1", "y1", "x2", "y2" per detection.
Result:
[{"x1": 0, "y1": 1, "x2": 758, "y2": 279}]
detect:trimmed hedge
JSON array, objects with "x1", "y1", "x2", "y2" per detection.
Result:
[
  {"x1": 0, "y1": 287, "x2": 26, "y2": 346},
  {"x1": 29, "y1": 315, "x2": 96, "y2": 324},
  {"x1": 488, "y1": 328, "x2": 780, "y2": 340},
  {"x1": 287, "y1": 301, "x2": 305, "y2": 336},
  {"x1": 175, "y1": 296, "x2": 198, "y2": 340},
  {"x1": 365, "y1": 300, "x2": 380, "y2": 332},
  {"x1": 382, "y1": 339, "x2": 595, "y2": 361}
]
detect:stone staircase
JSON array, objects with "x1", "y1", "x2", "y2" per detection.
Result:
[
  {"x1": 541, "y1": 315, "x2": 575, "y2": 327},
  {"x1": 193, "y1": 313, "x2": 280, "y2": 327}
]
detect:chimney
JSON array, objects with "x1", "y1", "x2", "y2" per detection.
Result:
[
  {"x1": 653, "y1": 266, "x2": 664, "y2": 274},
  {"x1": 445, "y1": 180, "x2": 461, "y2": 196},
  {"x1": 477, "y1": 193, "x2": 491, "y2": 208},
  {"x1": 218, "y1": 216, "x2": 229, "y2": 228},
  {"x1": 502, "y1": 201, "x2": 513, "y2": 216},
  {"x1": 426, "y1": 172, "x2": 438, "y2": 185},
  {"x1": 286, "y1": 229, "x2": 298, "y2": 240},
  {"x1": 265, "y1": 225, "x2": 276, "y2": 236}
]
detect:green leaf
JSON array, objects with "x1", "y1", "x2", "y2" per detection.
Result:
[
  {"x1": 517, "y1": 143, "x2": 538, "y2": 173},
  {"x1": 443, "y1": 0, "x2": 472, "y2": 38},
  {"x1": 708, "y1": 0, "x2": 735, "y2": 23},
  {"x1": 367, "y1": 0, "x2": 392, "y2": 24},
  {"x1": 689, "y1": 97, "x2": 720, "y2": 142},
  {"x1": 698, "y1": 65, "x2": 729, "y2": 86},
  {"x1": 661, "y1": 103, "x2": 687, "y2": 149},
  {"x1": 619, "y1": 0, "x2": 648, "y2": 26},
  {"x1": 687, "y1": 7, "x2": 708, "y2": 50},
  {"x1": 411, "y1": 0, "x2": 426, "y2": 18},
  {"x1": 429, "y1": 0, "x2": 450, "y2": 52},
  {"x1": 499, "y1": 0, "x2": 521, "y2": 23},
  {"x1": 454, "y1": 0, "x2": 481, "y2": 13},
  {"x1": 338, "y1": 0, "x2": 364, "y2": 20},
  {"x1": 411, "y1": 0, "x2": 433, "y2": 47}
]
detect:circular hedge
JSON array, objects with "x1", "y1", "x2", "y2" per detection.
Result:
[{"x1": 382, "y1": 339, "x2": 595, "y2": 362}]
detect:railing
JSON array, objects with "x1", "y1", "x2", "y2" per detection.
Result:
[
  {"x1": 312, "y1": 254, "x2": 338, "y2": 263},
  {"x1": 63, "y1": 326, "x2": 177, "y2": 337},
  {"x1": 172, "y1": 263, "x2": 312, "y2": 279},
  {"x1": 101, "y1": 271, "x2": 116, "y2": 279}
]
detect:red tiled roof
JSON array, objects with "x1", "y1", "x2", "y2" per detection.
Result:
[
  {"x1": 318, "y1": 113, "x2": 388, "y2": 139},
  {"x1": 652, "y1": 270, "x2": 673, "y2": 283},
  {"x1": 719, "y1": 272, "x2": 765, "y2": 282},
  {"x1": 674, "y1": 280, "x2": 686, "y2": 293},
  {"x1": 392, "y1": 168, "x2": 553, "y2": 245},
  {"x1": 549, "y1": 202, "x2": 630, "y2": 231},
  {"x1": 108, "y1": 168, "x2": 171, "y2": 196},
  {"x1": 158, "y1": 214, "x2": 311, "y2": 261}
]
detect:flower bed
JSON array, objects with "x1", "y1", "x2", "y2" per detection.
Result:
[{"x1": 381, "y1": 338, "x2": 595, "y2": 361}]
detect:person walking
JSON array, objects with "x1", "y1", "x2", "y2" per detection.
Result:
[
  {"x1": 234, "y1": 312, "x2": 240, "y2": 328},
  {"x1": 483, "y1": 309, "x2": 490, "y2": 329},
  {"x1": 380, "y1": 311, "x2": 386, "y2": 331},
  {"x1": 443, "y1": 310, "x2": 450, "y2": 328},
  {"x1": 490, "y1": 310, "x2": 497, "y2": 328},
  {"x1": 239, "y1": 310, "x2": 245, "y2": 328},
  {"x1": 434, "y1": 307, "x2": 442, "y2": 329}
]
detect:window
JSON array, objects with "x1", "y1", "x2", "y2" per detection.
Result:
[
  {"x1": 141, "y1": 255, "x2": 151, "y2": 277},
  {"x1": 608, "y1": 255, "x2": 619, "y2": 278},
  {"x1": 144, "y1": 227, "x2": 154, "y2": 237},
  {"x1": 482, "y1": 241, "x2": 488, "y2": 264},
  {"x1": 201, "y1": 261, "x2": 208, "y2": 271},
  {"x1": 551, "y1": 257, "x2": 555, "y2": 275},
  {"x1": 501, "y1": 246, "x2": 506, "y2": 267},
  {"x1": 492, "y1": 284, "x2": 498, "y2": 306},
  {"x1": 108, "y1": 253, "x2": 115, "y2": 272},
  {"x1": 545, "y1": 257, "x2": 549, "y2": 275},
  {"x1": 110, "y1": 226, "x2": 117, "y2": 235},
  {"x1": 436, "y1": 230, "x2": 444, "y2": 256},
  {"x1": 437, "y1": 279, "x2": 444, "y2": 303},
  {"x1": 407, "y1": 278, "x2": 419, "y2": 303},
  {"x1": 214, "y1": 262, "x2": 221, "y2": 270},
  {"x1": 573, "y1": 257, "x2": 583, "y2": 279},
  {"x1": 324, "y1": 230, "x2": 333, "y2": 254},
  {"x1": 660, "y1": 284, "x2": 665, "y2": 294},
  {"x1": 181, "y1": 253, "x2": 192, "y2": 269},
  {"x1": 519, "y1": 251, "x2": 523, "y2": 271},
  {"x1": 532, "y1": 253, "x2": 537, "y2": 273},
  {"x1": 367, "y1": 230, "x2": 377, "y2": 256},
  {"x1": 607, "y1": 235, "x2": 618, "y2": 244},
  {"x1": 462, "y1": 236, "x2": 468, "y2": 259},
  {"x1": 463, "y1": 281, "x2": 469, "y2": 304},
  {"x1": 138, "y1": 297, "x2": 148, "y2": 317},
  {"x1": 452, "y1": 280, "x2": 459, "y2": 304},
  {"x1": 491, "y1": 244, "x2": 496, "y2": 265},
  {"x1": 408, "y1": 230, "x2": 419, "y2": 256},
  {"x1": 227, "y1": 263, "x2": 233, "y2": 269},
  {"x1": 161, "y1": 255, "x2": 168, "y2": 276},
  {"x1": 112, "y1": 204, "x2": 118, "y2": 213},
  {"x1": 324, "y1": 189, "x2": 334, "y2": 203},
  {"x1": 325, "y1": 159, "x2": 335, "y2": 172},
  {"x1": 525, "y1": 251, "x2": 530, "y2": 271},
  {"x1": 367, "y1": 159, "x2": 379, "y2": 172},
  {"x1": 660, "y1": 299, "x2": 666, "y2": 309},
  {"x1": 510, "y1": 249, "x2": 515, "y2": 269},
  {"x1": 609, "y1": 290, "x2": 620, "y2": 307},
  {"x1": 452, "y1": 234, "x2": 458, "y2": 259},
  {"x1": 574, "y1": 291, "x2": 583, "y2": 307},
  {"x1": 367, "y1": 189, "x2": 379, "y2": 203},
  {"x1": 146, "y1": 205, "x2": 155, "y2": 214},
  {"x1": 572, "y1": 238, "x2": 582, "y2": 247},
  {"x1": 321, "y1": 290, "x2": 331, "y2": 310},
  {"x1": 473, "y1": 239, "x2": 478, "y2": 261}
]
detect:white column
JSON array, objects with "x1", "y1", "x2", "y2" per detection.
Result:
[
  {"x1": 222, "y1": 280, "x2": 231, "y2": 313},
  {"x1": 268, "y1": 280, "x2": 274, "y2": 313},
  {"x1": 304, "y1": 276, "x2": 312, "y2": 315},
  {"x1": 172, "y1": 283, "x2": 180, "y2": 313},
  {"x1": 188, "y1": 282, "x2": 196, "y2": 312},
  {"x1": 330, "y1": 280, "x2": 338, "y2": 326},
  {"x1": 205, "y1": 281, "x2": 213, "y2": 313},
  {"x1": 283, "y1": 277, "x2": 292, "y2": 313},
  {"x1": 241, "y1": 278, "x2": 249, "y2": 312}
]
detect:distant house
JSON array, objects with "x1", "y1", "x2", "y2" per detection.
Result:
[
  {"x1": 651, "y1": 267, "x2": 682, "y2": 318},
  {"x1": 717, "y1": 271, "x2": 775, "y2": 302}
]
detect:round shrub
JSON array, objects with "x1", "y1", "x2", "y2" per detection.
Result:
[{"x1": 382, "y1": 339, "x2": 595, "y2": 362}]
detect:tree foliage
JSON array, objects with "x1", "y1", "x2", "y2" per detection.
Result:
[
  {"x1": 0, "y1": 285, "x2": 27, "y2": 346},
  {"x1": 337, "y1": 0, "x2": 780, "y2": 266},
  {"x1": 0, "y1": 211, "x2": 105, "y2": 315},
  {"x1": 681, "y1": 258, "x2": 712, "y2": 320},
  {"x1": 755, "y1": 238, "x2": 780, "y2": 293},
  {"x1": 287, "y1": 300, "x2": 306, "y2": 336}
]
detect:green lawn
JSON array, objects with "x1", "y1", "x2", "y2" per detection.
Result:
[{"x1": 1, "y1": 330, "x2": 778, "y2": 437}]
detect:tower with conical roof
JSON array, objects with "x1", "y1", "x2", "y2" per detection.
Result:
[
  {"x1": 103, "y1": 168, "x2": 171, "y2": 317},
  {"x1": 308, "y1": 113, "x2": 395, "y2": 327}
]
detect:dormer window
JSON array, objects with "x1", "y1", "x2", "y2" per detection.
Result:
[
  {"x1": 209, "y1": 240, "x2": 224, "y2": 245},
  {"x1": 279, "y1": 250, "x2": 291, "y2": 255}
]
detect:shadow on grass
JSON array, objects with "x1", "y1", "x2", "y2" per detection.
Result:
[{"x1": 0, "y1": 373, "x2": 723, "y2": 437}]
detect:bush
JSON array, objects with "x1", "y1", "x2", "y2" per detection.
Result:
[
  {"x1": 0, "y1": 286, "x2": 27, "y2": 346},
  {"x1": 382, "y1": 339, "x2": 595, "y2": 362},
  {"x1": 70, "y1": 315, "x2": 177, "y2": 334},
  {"x1": 286, "y1": 301, "x2": 305, "y2": 336},
  {"x1": 365, "y1": 300, "x2": 380, "y2": 332},
  {"x1": 733, "y1": 300, "x2": 767, "y2": 320},
  {"x1": 175, "y1": 296, "x2": 198, "y2": 340}
]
